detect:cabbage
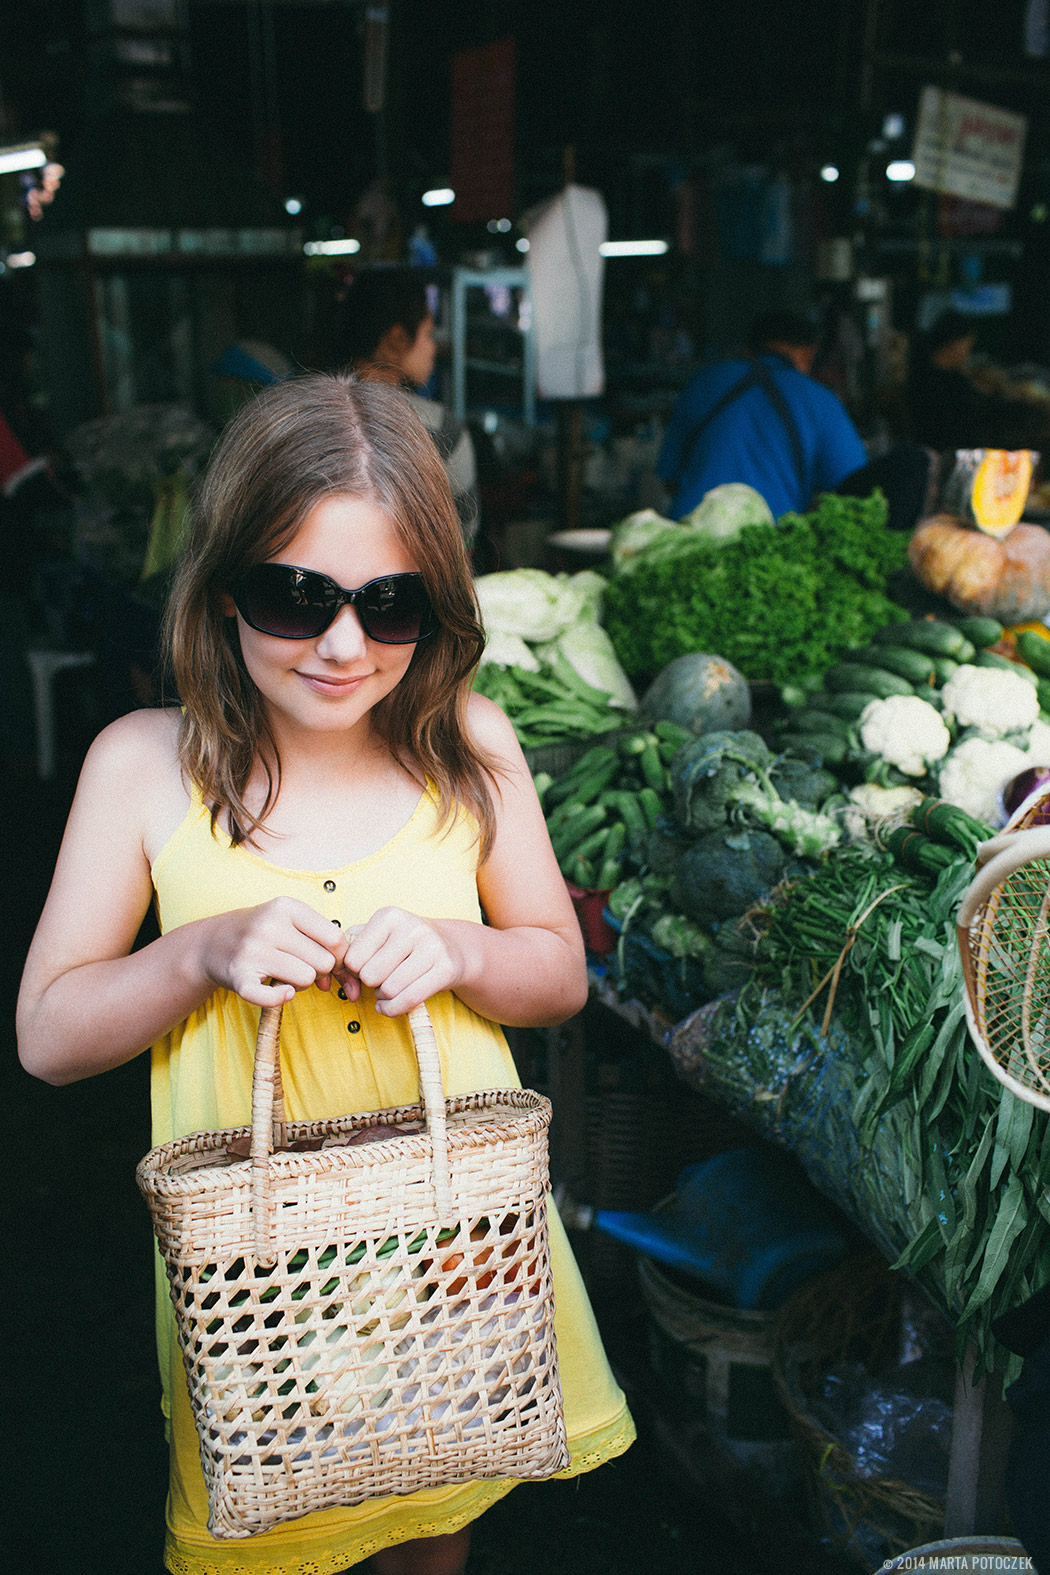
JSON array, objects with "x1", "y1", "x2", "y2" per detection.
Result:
[
  {"x1": 569, "y1": 569, "x2": 607, "y2": 622},
  {"x1": 609, "y1": 508, "x2": 678, "y2": 573},
  {"x1": 474, "y1": 568, "x2": 588, "y2": 642},
  {"x1": 478, "y1": 630, "x2": 541, "y2": 670},
  {"x1": 683, "y1": 482, "x2": 774, "y2": 542},
  {"x1": 538, "y1": 622, "x2": 637, "y2": 711}
]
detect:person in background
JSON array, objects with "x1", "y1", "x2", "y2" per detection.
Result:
[
  {"x1": 657, "y1": 308, "x2": 868, "y2": 520},
  {"x1": 907, "y1": 309, "x2": 1050, "y2": 455},
  {"x1": 331, "y1": 271, "x2": 480, "y2": 550}
]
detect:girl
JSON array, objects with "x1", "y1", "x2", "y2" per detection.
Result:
[{"x1": 17, "y1": 374, "x2": 634, "y2": 1575}]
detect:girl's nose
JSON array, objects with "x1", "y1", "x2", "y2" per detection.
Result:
[{"x1": 314, "y1": 603, "x2": 368, "y2": 661}]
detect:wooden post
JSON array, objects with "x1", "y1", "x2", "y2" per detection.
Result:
[{"x1": 944, "y1": 1342, "x2": 1014, "y2": 1536}]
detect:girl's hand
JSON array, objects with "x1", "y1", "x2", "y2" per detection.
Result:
[
  {"x1": 202, "y1": 896, "x2": 356, "y2": 1008},
  {"x1": 342, "y1": 907, "x2": 463, "y2": 1017}
]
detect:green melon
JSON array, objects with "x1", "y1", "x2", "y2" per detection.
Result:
[{"x1": 641, "y1": 652, "x2": 752, "y2": 736}]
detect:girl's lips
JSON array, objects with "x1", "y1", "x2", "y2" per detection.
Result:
[{"x1": 297, "y1": 671, "x2": 370, "y2": 696}]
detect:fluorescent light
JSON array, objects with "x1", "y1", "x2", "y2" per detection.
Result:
[
  {"x1": 303, "y1": 238, "x2": 360, "y2": 256},
  {"x1": 599, "y1": 239, "x2": 669, "y2": 257},
  {"x1": 820, "y1": 164, "x2": 840, "y2": 183},
  {"x1": 886, "y1": 160, "x2": 916, "y2": 182},
  {"x1": 422, "y1": 187, "x2": 455, "y2": 207},
  {"x1": 516, "y1": 237, "x2": 530, "y2": 253},
  {"x1": 6, "y1": 251, "x2": 36, "y2": 268},
  {"x1": 284, "y1": 197, "x2": 303, "y2": 216},
  {"x1": 0, "y1": 145, "x2": 46, "y2": 175}
]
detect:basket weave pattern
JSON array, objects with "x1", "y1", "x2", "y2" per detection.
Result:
[{"x1": 137, "y1": 1003, "x2": 568, "y2": 1539}]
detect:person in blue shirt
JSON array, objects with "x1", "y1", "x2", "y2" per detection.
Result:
[{"x1": 658, "y1": 309, "x2": 868, "y2": 520}]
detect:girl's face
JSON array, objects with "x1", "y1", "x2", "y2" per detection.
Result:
[{"x1": 226, "y1": 492, "x2": 421, "y2": 742}]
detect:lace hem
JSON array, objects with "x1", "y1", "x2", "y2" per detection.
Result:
[{"x1": 164, "y1": 1412, "x2": 636, "y2": 1574}]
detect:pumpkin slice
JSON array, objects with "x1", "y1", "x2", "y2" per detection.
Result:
[{"x1": 971, "y1": 449, "x2": 1034, "y2": 537}]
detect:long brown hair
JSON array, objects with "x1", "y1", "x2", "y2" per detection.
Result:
[{"x1": 163, "y1": 373, "x2": 497, "y2": 851}]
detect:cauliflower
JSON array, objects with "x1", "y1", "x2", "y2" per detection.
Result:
[
  {"x1": 1026, "y1": 718, "x2": 1050, "y2": 764},
  {"x1": 937, "y1": 736, "x2": 1030, "y2": 824},
  {"x1": 840, "y1": 784, "x2": 924, "y2": 842},
  {"x1": 939, "y1": 663, "x2": 1040, "y2": 736},
  {"x1": 859, "y1": 695, "x2": 951, "y2": 778}
]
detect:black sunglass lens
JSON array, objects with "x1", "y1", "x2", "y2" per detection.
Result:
[
  {"x1": 236, "y1": 567, "x2": 328, "y2": 639},
  {"x1": 359, "y1": 578, "x2": 432, "y2": 643}
]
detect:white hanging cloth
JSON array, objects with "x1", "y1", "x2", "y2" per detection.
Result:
[{"x1": 523, "y1": 183, "x2": 607, "y2": 399}]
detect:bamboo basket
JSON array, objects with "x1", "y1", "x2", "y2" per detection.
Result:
[{"x1": 136, "y1": 1001, "x2": 568, "y2": 1540}]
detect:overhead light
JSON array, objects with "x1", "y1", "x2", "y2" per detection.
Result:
[
  {"x1": 6, "y1": 251, "x2": 36, "y2": 268},
  {"x1": 820, "y1": 164, "x2": 840, "y2": 183},
  {"x1": 422, "y1": 187, "x2": 455, "y2": 207},
  {"x1": 284, "y1": 197, "x2": 303, "y2": 216},
  {"x1": 883, "y1": 112, "x2": 906, "y2": 140},
  {"x1": 886, "y1": 159, "x2": 916, "y2": 182},
  {"x1": 486, "y1": 218, "x2": 512, "y2": 233},
  {"x1": 516, "y1": 237, "x2": 530, "y2": 253},
  {"x1": 599, "y1": 239, "x2": 669, "y2": 257},
  {"x1": 0, "y1": 144, "x2": 46, "y2": 175},
  {"x1": 303, "y1": 238, "x2": 360, "y2": 255}
]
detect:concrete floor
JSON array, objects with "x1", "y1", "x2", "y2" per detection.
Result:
[{"x1": 2, "y1": 717, "x2": 850, "y2": 1575}]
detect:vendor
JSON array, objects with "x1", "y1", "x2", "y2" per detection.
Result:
[
  {"x1": 657, "y1": 309, "x2": 868, "y2": 521},
  {"x1": 330, "y1": 270, "x2": 480, "y2": 548},
  {"x1": 907, "y1": 310, "x2": 1050, "y2": 453}
]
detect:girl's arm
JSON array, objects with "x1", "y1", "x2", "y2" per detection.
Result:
[
  {"x1": 17, "y1": 713, "x2": 352, "y2": 1086},
  {"x1": 344, "y1": 694, "x2": 588, "y2": 1028}
]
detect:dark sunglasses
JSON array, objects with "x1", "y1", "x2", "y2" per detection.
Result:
[{"x1": 229, "y1": 563, "x2": 437, "y2": 644}]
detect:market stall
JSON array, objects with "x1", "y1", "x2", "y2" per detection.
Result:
[{"x1": 474, "y1": 481, "x2": 1050, "y2": 1568}]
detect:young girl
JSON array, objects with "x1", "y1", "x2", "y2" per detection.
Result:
[{"x1": 17, "y1": 374, "x2": 634, "y2": 1575}]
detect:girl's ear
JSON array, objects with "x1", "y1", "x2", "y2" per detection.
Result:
[{"x1": 221, "y1": 592, "x2": 237, "y2": 618}]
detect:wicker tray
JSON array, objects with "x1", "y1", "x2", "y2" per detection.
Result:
[{"x1": 137, "y1": 1001, "x2": 568, "y2": 1538}]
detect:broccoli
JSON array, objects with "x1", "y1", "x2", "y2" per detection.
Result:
[
  {"x1": 650, "y1": 912, "x2": 711, "y2": 960},
  {"x1": 671, "y1": 730, "x2": 772, "y2": 834},
  {"x1": 768, "y1": 756, "x2": 837, "y2": 810},
  {"x1": 672, "y1": 729, "x2": 840, "y2": 857},
  {"x1": 671, "y1": 826, "x2": 785, "y2": 921}
]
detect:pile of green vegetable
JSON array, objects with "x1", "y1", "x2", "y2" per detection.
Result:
[
  {"x1": 602, "y1": 491, "x2": 909, "y2": 687},
  {"x1": 538, "y1": 721, "x2": 690, "y2": 889},
  {"x1": 776, "y1": 613, "x2": 1050, "y2": 827},
  {"x1": 696, "y1": 798, "x2": 1050, "y2": 1376},
  {"x1": 593, "y1": 728, "x2": 844, "y2": 1013},
  {"x1": 473, "y1": 649, "x2": 624, "y2": 750}
]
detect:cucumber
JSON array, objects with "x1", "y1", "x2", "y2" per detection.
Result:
[
  {"x1": 953, "y1": 616, "x2": 1004, "y2": 649},
  {"x1": 818, "y1": 690, "x2": 880, "y2": 721},
  {"x1": 974, "y1": 649, "x2": 1039, "y2": 686},
  {"x1": 776, "y1": 709, "x2": 851, "y2": 740},
  {"x1": 778, "y1": 732, "x2": 848, "y2": 765},
  {"x1": 930, "y1": 656, "x2": 959, "y2": 685},
  {"x1": 824, "y1": 663, "x2": 913, "y2": 698},
  {"x1": 1015, "y1": 629, "x2": 1050, "y2": 680},
  {"x1": 1038, "y1": 679, "x2": 1050, "y2": 716},
  {"x1": 846, "y1": 644, "x2": 938, "y2": 686},
  {"x1": 872, "y1": 619, "x2": 973, "y2": 660}
]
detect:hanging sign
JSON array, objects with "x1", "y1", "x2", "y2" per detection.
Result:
[{"x1": 912, "y1": 86, "x2": 1027, "y2": 210}]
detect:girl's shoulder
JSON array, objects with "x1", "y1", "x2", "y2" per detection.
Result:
[
  {"x1": 464, "y1": 689, "x2": 521, "y2": 761},
  {"x1": 78, "y1": 708, "x2": 192, "y2": 860}
]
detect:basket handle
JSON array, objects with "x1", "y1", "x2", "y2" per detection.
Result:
[
  {"x1": 249, "y1": 999, "x2": 451, "y2": 1265},
  {"x1": 958, "y1": 826, "x2": 1050, "y2": 929}
]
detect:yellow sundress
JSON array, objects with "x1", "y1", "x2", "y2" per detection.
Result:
[{"x1": 149, "y1": 782, "x2": 635, "y2": 1575}]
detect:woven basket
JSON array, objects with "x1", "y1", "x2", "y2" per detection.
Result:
[
  {"x1": 136, "y1": 1001, "x2": 568, "y2": 1540},
  {"x1": 772, "y1": 1252, "x2": 945, "y2": 1572}
]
